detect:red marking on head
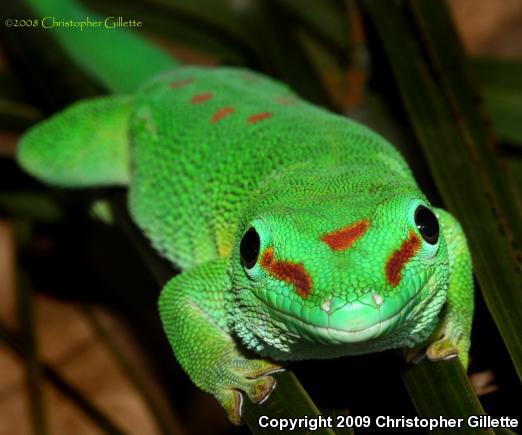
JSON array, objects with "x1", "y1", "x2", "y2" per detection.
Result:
[
  {"x1": 321, "y1": 220, "x2": 370, "y2": 251},
  {"x1": 169, "y1": 78, "x2": 193, "y2": 89},
  {"x1": 247, "y1": 112, "x2": 272, "y2": 124},
  {"x1": 385, "y1": 231, "x2": 421, "y2": 287},
  {"x1": 211, "y1": 107, "x2": 235, "y2": 123},
  {"x1": 191, "y1": 93, "x2": 213, "y2": 104},
  {"x1": 260, "y1": 248, "x2": 313, "y2": 298}
]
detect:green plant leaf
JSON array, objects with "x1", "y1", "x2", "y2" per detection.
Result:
[
  {"x1": 362, "y1": 0, "x2": 522, "y2": 383},
  {"x1": 232, "y1": 0, "x2": 334, "y2": 106},
  {"x1": 18, "y1": 273, "x2": 48, "y2": 435},
  {"x1": 0, "y1": 72, "x2": 42, "y2": 131},
  {"x1": 471, "y1": 57, "x2": 522, "y2": 146},
  {"x1": 242, "y1": 371, "x2": 336, "y2": 435},
  {"x1": 0, "y1": 1, "x2": 102, "y2": 109},
  {"x1": 84, "y1": 0, "x2": 249, "y2": 65},
  {"x1": 0, "y1": 192, "x2": 64, "y2": 223},
  {"x1": 275, "y1": 0, "x2": 349, "y2": 55},
  {"x1": 403, "y1": 359, "x2": 493, "y2": 435},
  {"x1": 0, "y1": 100, "x2": 41, "y2": 132}
]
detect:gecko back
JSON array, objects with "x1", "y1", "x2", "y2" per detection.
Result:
[
  {"x1": 127, "y1": 66, "x2": 414, "y2": 270},
  {"x1": 18, "y1": 66, "x2": 414, "y2": 271}
]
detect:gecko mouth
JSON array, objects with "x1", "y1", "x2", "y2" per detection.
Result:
[{"x1": 252, "y1": 273, "x2": 435, "y2": 344}]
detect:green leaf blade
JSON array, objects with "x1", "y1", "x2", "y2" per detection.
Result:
[
  {"x1": 362, "y1": 0, "x2": 522, "y2": 382},
  {"x1": 402, "y1": 359, "x2": 493, "y2": 435}
]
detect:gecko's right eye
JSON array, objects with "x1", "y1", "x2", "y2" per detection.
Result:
[
  {"x1": 240, "y1": 227, "x2": 260, "y2": 269},
  {"x1": 414, "y1": 205, "x2": 439, "y2": 245}
]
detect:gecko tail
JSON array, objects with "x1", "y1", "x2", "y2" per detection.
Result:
[
  {"x1": 23, "y1": 0, "x2": 178, "y2": 93},
  {"x1": 17, "y1": 95, "x2": 132, "y2": 188}
]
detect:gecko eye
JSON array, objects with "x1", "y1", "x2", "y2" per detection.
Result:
[
  {"x1": 414, "y1": 206, "x2": 439, "y2": 245},
  {"x1": 240, "y1": 227, "x2": 260, "y2": 269}
]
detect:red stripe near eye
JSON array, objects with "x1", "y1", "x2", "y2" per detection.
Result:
[
  {"x1": 247, "y1": 112, "x2": 272, "y2": 123},
  {"x1": 321, "y1": 220, "x2": 370, "y2": 251},
  {"x1": 385, "y1": 231, "x2": 421, "y2": 287},
  {"x1": 211, "y1": 107, "x2": 235, "y2": 123},
  {"x1": 191, "y1": 93, "x2": 213, "y2": 104},
  {"x1": 260, "y1": 248, "x2": 313, "y2": 298}
]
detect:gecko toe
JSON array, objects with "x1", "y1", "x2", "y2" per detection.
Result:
[{"x1": 426, "y1": 338, "x2": 459, "y2": 362}]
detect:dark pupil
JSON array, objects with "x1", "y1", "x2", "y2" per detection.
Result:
[
  {"x1": 240, "y1": 228, "x2": 260, "y2": 269},
  {"x1": 414, "y1": 205, "x2": 439, "y2": 245}
]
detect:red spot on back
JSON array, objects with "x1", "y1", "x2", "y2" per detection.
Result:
[
  {"x1": 275, "y1": 96, "x2": 297, "y2": 105},
  {"x1": 385, "y1": 231, "x2": 421, "y2": 287},
  {"x1": 248, "y1": 112, "x2": 272, "y2": 124},
  {"x1": 211, "y1": 107, "x2": 235, "y2": 123},
  {"x1": 321, "y1": 220, "x2": 370, "y2": 251},
  {"x1": 169, "y1": 78, "x2": 193, "y2": 89},
  {"x1": 260, "y1": 248, "x2": 313, "y2": 298},
  {"x1": 191, "y1": 93, "x2": 213, "y2": 104}
]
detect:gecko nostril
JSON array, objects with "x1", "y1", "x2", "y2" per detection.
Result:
[
  {"x1": 321, "y1": 298, "x2": 333, "y2": 313},
  {"x1": 372, "y1": 292, "x2": 384, "y2": 306}
]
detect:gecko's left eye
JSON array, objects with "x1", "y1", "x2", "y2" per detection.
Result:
[
  {"x1": 240, "y1": 227, "x2": 260, "y2": 269},
  {"x1": 414, "y1": 205, "x2": 439, "y2": 245}
]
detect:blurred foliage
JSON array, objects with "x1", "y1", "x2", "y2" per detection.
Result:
[
  {"x1": 472, "y1": 58, "x2": 522, "y2": 146},
  {"x1": 0, "y1": 0, "x2": 520, "y2": 434}
]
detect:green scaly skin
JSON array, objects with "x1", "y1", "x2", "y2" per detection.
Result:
[{"x1": 16, "y1": 0, "x2": 474, "y2": 425}]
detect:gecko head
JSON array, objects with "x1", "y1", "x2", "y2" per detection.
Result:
[{"x1": 230, "y1": 190, "x2": 449, "y2": 353}]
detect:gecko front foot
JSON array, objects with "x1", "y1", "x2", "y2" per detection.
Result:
[
  {"x1": 404, "y1": 328, "x2": 461, "y2": 366},
  {"x1": 404, "y1": 326, "x2": 465, "y2": 369},
  {"x1": 216, "y1": 356, "x2": 284, "y2": 425},
  {"x1": 424, "y1": 310, "x2": 469, "y2": 369},
  {"x1": 426, "y1": 336, "x2": 458, "y2": 362},
  {"x1": 158, "y1": 259, "x2": 285, "y2": 425}
]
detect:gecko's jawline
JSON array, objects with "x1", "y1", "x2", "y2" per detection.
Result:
[
  {"x1": 253, "y1": 277, "x2": 431, "y2": 344},
  {"x1": 271, "y1": 291, "x2": 419, "y2": 343}
]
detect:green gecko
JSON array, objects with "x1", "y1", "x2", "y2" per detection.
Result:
[{"x1": 16, "y1": 1, "x2": 473, "y2": 425}]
